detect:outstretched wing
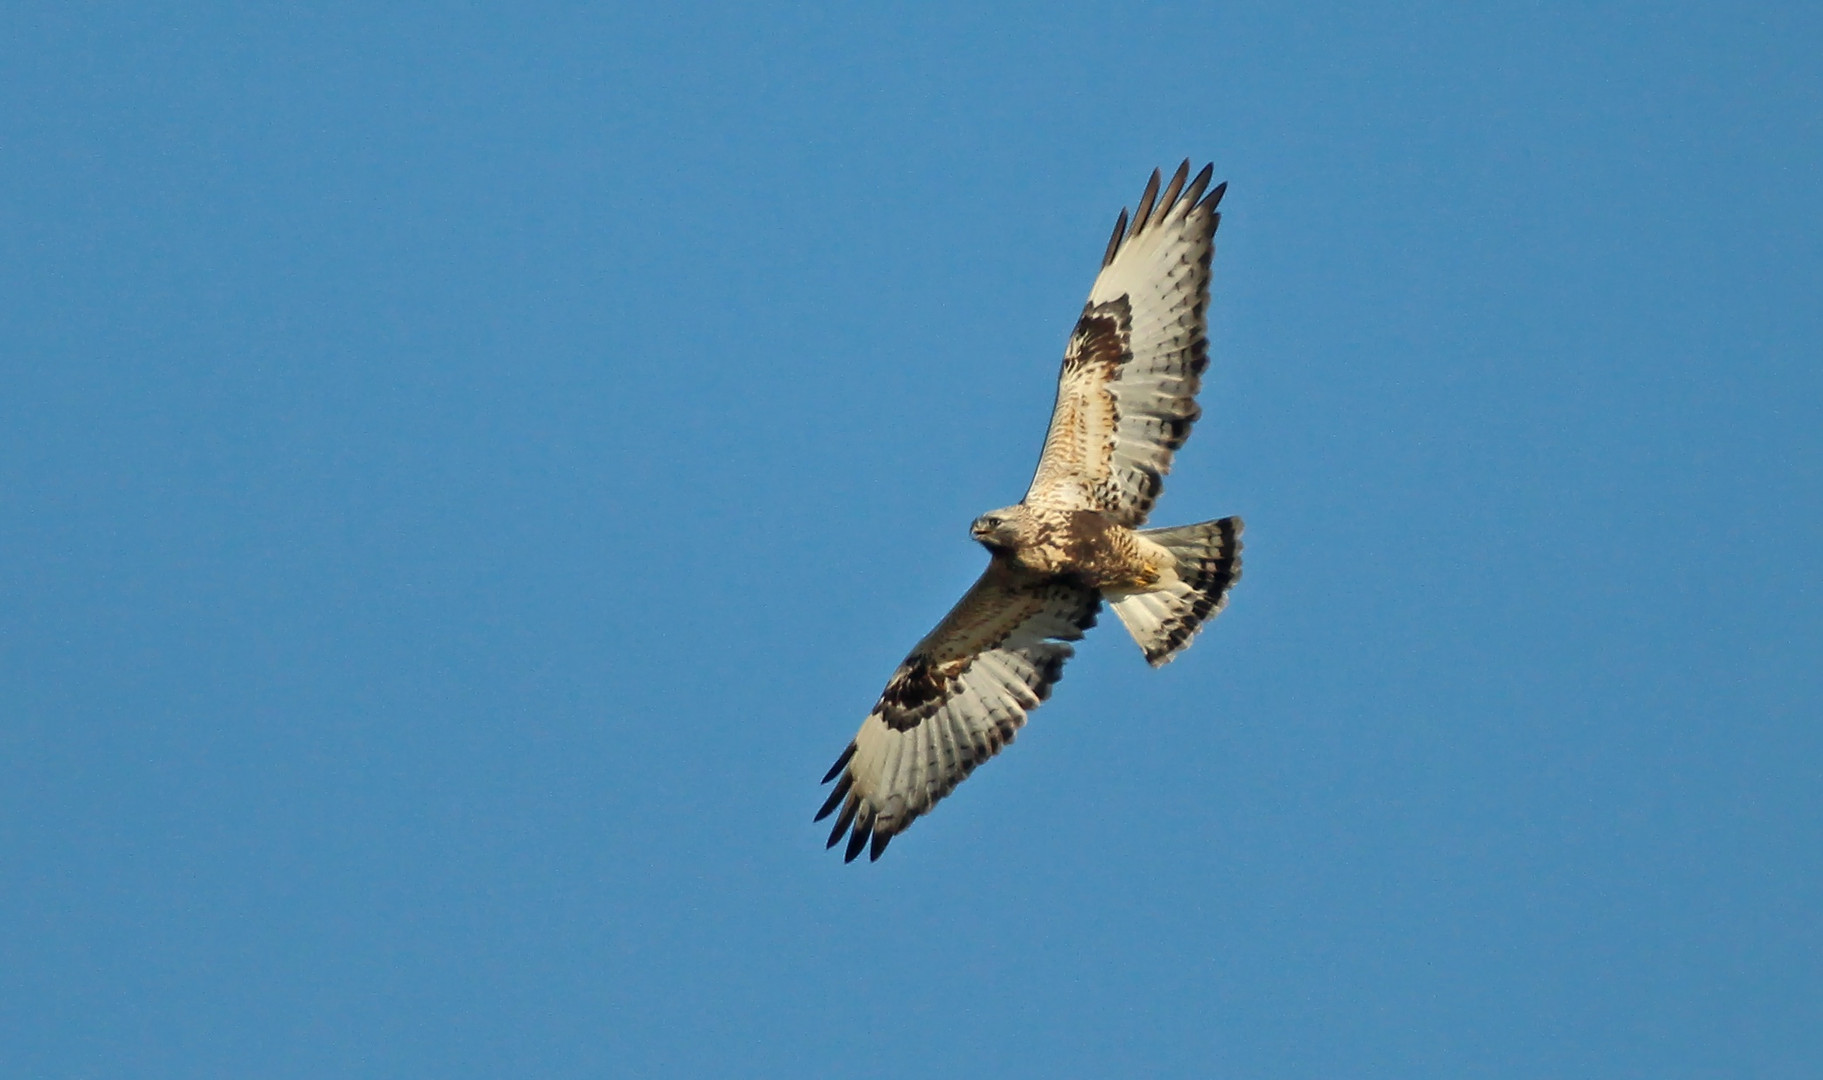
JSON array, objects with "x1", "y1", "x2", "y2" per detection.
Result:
[
  {"x1": 1025, "y1": 161, "x2": 1224, "y2": 527},
  {"x1": 816, "y1": 562, "x2": 1100, "y2": 862}
]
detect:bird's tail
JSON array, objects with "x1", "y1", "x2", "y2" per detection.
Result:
[{"x1": 1106, "y1": 517, "x2": 1242, "y2": 667}]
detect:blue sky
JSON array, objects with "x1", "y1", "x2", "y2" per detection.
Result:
[{"x1": 3, "y1": 3, "x2": 1819, "y2": 1076}]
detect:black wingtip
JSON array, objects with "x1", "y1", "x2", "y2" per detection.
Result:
[
  {"x1": 826, "y1": 795, "x2": 859, "y2": 848},
  {"x1": 869, "y1": 829, "x2": 892, "y2": 861},
  {"x1": 843, "y1": 822, "x2": 871, "y2": 863},
  {"x1": 1101, "y1": 208, "x2": 1128, "y2": 268},
  {"x1": 1205, "y1": 180, "x2": 1228, "y2": 211},
  {"x1": 1157, "y1": 161, "x2": 1190, "y2": 221},
  {"x1": 820, "y1": 742, "x2": 856, "y2": 784},
  {"x1": 813, "y1": 772, "x2": 853, "y2": 822},
  {"x1": 1132, "y1": 168, "x2": 1162, "y2": 234},
  {"x1": 1182, "y1": 163, "x2": 1214, "y2": 211}
]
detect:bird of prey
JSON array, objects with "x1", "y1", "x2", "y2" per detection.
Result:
[{"x1": 816, "y1": 162, "x2": 1243, "y2": 862}]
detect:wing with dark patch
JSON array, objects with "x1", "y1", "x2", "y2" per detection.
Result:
[
  {"x1": 1025, "y1": 161, "x2": 1224, "y2": 527},
  {"x1": 815, "y1": 564, "x2": 1100, "y2": 862}
]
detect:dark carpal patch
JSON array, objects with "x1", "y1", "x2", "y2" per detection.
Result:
[
  {"x1": 873, "y1": 654, "x2": 967, "y2": 731},
  {"x1": 1063, "y1": 297, "x2": 1133, "y2": 378}
]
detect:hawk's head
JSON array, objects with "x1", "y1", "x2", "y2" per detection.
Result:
[{"x1": 970, "y1": 506, "x2": 1028, "y2": 551}]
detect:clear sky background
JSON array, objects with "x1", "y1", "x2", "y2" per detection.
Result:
[{"x1": 4, "y1": 3, "x2": 1820, "y2": 1077}]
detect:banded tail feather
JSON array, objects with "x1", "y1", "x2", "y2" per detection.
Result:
[{"x1": 1107, "y1": 516, "x2": 1242, "y2": 666}]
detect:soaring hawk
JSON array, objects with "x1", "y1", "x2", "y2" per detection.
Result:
[{"x1": 817, "y1": 162, "x2": 1243, "y2": 862}]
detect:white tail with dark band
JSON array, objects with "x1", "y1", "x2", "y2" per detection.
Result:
[{"x1": 1107, "y1": 516, "x2": 1243, "y2": 666}]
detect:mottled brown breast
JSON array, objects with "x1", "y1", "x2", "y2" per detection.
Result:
[{"x1": 1058, "y1": 509, "x2": 1159, "y2": 590}]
